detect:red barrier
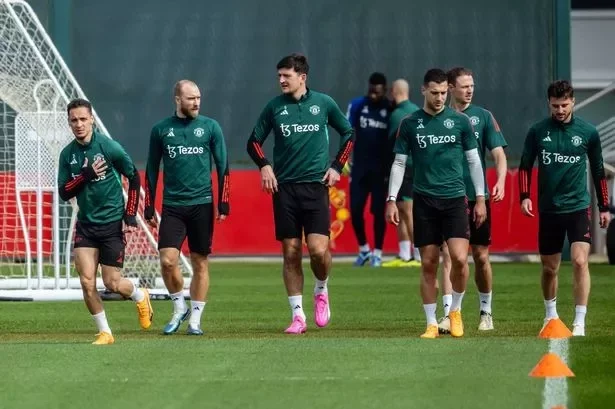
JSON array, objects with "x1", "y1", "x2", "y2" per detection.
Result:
[{"x1": 0, "y1": 169, "x2": 539, "y2": 257}]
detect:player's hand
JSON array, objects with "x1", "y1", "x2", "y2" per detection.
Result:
[
  {"x1": 123, "y1": 214, "x2": 138, "y2": 233},
  {"x1": 143, "y1": 205, "x2": 158, "y2": 228},
  {"x1": 260, "y1": 165, "x2": 278, "y2": 194},
  {"x1": 322, "y1": 168, "x2": 341, "y2": 187},
  {"x1": 521, "y1": 198, "x2": 534, "y2": 217},
  {"x1": 599, "y1": 211, "x2": 611, "y2": 228},
  {"x1": 491, "y1": 180, "x2": 505, "y2": 202},
  {"x1": 385, "y1": 201, "x2": 399, "y2": 225},
  {"x1": 473, "y1": 197, "x2": 487, "y2": 228},
  {"x1": 217, "y1": 203, "x2": 229, "y2": 223}
]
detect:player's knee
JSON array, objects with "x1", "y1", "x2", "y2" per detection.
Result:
[
  {"x1": 571, "y1": 253, "x2": 588, "y2": 271},
  {"x1": 422, "y1": 258, "x2": 438, "y2": 275},
  {"x1": 541, "y1": 264, "x2": 558, "y2": 278},
  {"x1": 308, "y1": 245, "x2": 328, "y2": 265},
  {"x1": 473, "y1": 248, "x2": 490, "y2": 269},
  {"x1": 79, "y1": 276, "x2": 97, "y2": 295},
  {"x1": 283, "y1": 244, "x2": 302, "y2": 267},
  {"x1": 102, "y1": 276, "x2": 121, "y2": 293},
  {"x1": 160, "y1": 253, "x2": 178, "y2": 272}
]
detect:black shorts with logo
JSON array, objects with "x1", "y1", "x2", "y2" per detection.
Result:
[
  {"x1": 158, "y1": 203, "x2": 214, "y2": 256},
  {"x1": 413, "y1": 192, "x2": 470, "y2": 248},
  {"x1": 74, "y1": 220, "x2": 126, "y2": 268},
  {"x1": 397, "y1": 169, "x2": 414, "y2": 202},
  {"x1": 539, "y1": 208, "x2": 592, "y2": 255},
  {"x1": 468, "y1": 200, "x2": 491, "y2": 246},
  {"x1": 273, "y1": 182, "x2": 330, "y2": 241}
]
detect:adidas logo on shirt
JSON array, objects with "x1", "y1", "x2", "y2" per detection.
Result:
[{"x1": 543, "y1": 136, "x2": 551, "y2": 142}]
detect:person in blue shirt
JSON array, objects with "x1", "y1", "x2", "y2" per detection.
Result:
[{"x1": 346, "y1": 72, "x2": 391, "y2": 267}]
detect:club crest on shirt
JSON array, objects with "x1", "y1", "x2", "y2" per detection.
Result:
[
  {"x1": 571, "y1": 135, "x2": 582, "y2": 147},
  {"x1": 470, "y1": 116, "x2": 480, "y2": 126},
  {"x1": 309, "y1": 105, "x2": 320, "y2": 115},
  {"x1": 443, "y1": 119, "x2": 455, "y2": 129},
  {"x1": 194, "y1": 127, "x2": 205, "y2": 137}
]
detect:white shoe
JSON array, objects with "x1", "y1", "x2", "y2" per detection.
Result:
[
  {"x1": 437, "y1": 316, "x2": 450, "y2": 334},
  {"x1": 572, "y1": 324, "x2": 585, "y2": 337},
  {"x1": 478, "y1": 311, "x2": 494, "y2": 331}
]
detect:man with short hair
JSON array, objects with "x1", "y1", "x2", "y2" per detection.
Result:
[
  {"x1": 437, "y1": 67, "x2": 508, "y2": 334},
  {"x1": 382, "y1": 79, "x2": 421, "y2": 267},
  {"x1": 58, "y1": 98, "x2": 152, "y2": 345},
  {"x1": 519, "y1": 79, "x2": 610, "y2": 337},
  {"x1": 346, "y1": 72, "x2": 391, "y2": 267},
  {"x1": 247, "y1": 53, "x2": 353, "y2": 334},
  {"x1": 386, "y1": 68, "x2": 486, "y2": 339},
  {"x1": 145, "y1": 80, "x2": 230, "y2": 336}
]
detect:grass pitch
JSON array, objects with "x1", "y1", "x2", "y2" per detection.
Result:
[{"x1": 1, "y1": 262, "x2": 614, "y2": 409}]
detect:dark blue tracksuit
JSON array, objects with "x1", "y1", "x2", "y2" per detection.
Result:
[{"x1": 346, "y1": 96, "x2": 391, "y2": 249}]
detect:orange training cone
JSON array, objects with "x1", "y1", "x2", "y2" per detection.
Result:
[
  {"x1": 551, "y1": 406, "x2": 567, "y2": 409},
  {"x1": 529, "y1": 352, "x2": 575, "y2": 378},
  {"x1": 539, "y1": 318, "x2": 573, "y2": 339}
]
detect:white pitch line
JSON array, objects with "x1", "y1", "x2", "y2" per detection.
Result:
[{"x1": 543, "y1": 338, "x2": 569, "y2": 409}]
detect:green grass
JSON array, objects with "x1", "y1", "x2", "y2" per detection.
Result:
[{"x1": 0, "y1": 262, "x2": 614, "y2": 409}]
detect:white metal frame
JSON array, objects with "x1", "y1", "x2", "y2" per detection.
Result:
[{"x1": 0, "y1": 0, "x2": 193, "y2": 293}]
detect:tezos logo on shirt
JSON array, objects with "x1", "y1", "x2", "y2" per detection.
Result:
[
  {"x1": 167, "y1": 145, "x2": 204, "y2": 158},
  {"x1": 279, "y1": 123, "x2": 320, "y2": 137},
  {"x1": 541, "y1": 149, "x2": 581, "y2": 165},
  {"x1": 415, "y1": 133, "x2": 457, "y2": 148}
]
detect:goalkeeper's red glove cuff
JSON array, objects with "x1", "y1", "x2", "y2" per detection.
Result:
[
  {"x1": 123, "y1": 213, "x2": 137, "y2": 227},
  {"x1": 143, "y1": 205, "x2": 155, "y2": 221}
]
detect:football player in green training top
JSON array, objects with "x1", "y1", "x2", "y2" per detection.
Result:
[
  {"x1": 519, "y1": 80, "x2": 610, "y2": 337},
  {"x1": 386, "y1": 68, "x2": 487, "y2": 339},
  {"x1": 247, "y1": 53, "x2": 354, "y2": 334},
  {"x1": 58, "y1": 98, "x2": 153, "y2": 345},
  {"x1": 381, "y1": 79, "x2": 421, "y2": 268},
  {"x1": 144, "y1": 80, "x2": 230, "y2": 336},
  {"x1": 437, "y1": 67, "x2": 508, "y2": 335}
]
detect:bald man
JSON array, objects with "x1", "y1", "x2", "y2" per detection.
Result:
[
  {"x1": 145, "y1": 80, "x2": 231, "y2": 335},
  {"x1": 382, "y1": 80, "x2": 421, "y2": 267}
]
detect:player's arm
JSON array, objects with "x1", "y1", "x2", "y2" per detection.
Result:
[
  {"x1": 57, "y1": 151, "x2": 98, "y2": 201},
  {"x1": 144, "y1": 126, "x2": 162, "y2": 221},
  {"x1": 518, "y1": 126, "x2": 538, "y2": 203},
  {"x1": 485, "y1": 111, "x2": 508, "y2": 200},
  {"x1": 387, "y1": 118, "x2": 410, "y2": 200},
  {"x1": 210, "y1": 121, "x2": 230, "y2": 217},
  {"x1": 327, "y1": 96, "x2": 354, "y2": 174},
  {"x1": 587, "y1": 128, "x2": 610, "y2": 213},
  {"x1": 109, "y1": 141, "x2": 141, "y2": 227},
  {"x1": 246, "y1": 104, "x2": 273, "y2": 169},
  {"x1": 461, "y1": 117, "x2": 485, "y2": 198}
]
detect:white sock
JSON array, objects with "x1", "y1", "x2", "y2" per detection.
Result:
[
  {"x1": 289, "y1": 295, "x2": 306, "y2": 320},
  {"x1": 442, "y1": 294, "x2": 452, "y2": 317},
  {"x1": 423, "y1": 303, "x2": 437, "y2": 326},
  {"x1": 479, "y1": 291, "x2": 492, "y2": 314},
  {"x1": 314, "y1": 278, "x2": 328, "y2": 295},
  {"x1": 544, "y1": 297, "x2": 558, "y2": 320},
  {"x1": 189, "y1": 300, "x2": 206, "y2": 327},
  {"x1": 170, "y1": 291, "x2": 186, "y2": 315},
  {"x1": 359, "y1": 244, "x2": 370, "y2": 253},
  {"x1": 130, "y1": 283, "x2": 145, "y2": 302},
  {"x1": 451, "y1": 290, "x2": 465, "y2": 312},
  {"x1": 573, "y1": 305, "x2": 587, "y2": 327},
  {"x1": 413, "y1": 246, "x2": 421, "y2": 260},
  {"x1": 92, "y1": 311, "x2": 112, "y2": 334},
  {"x1": 399, "y1": 240, "x2": 411, "y2": 261},
  {"x1": 373, "y1": 249, "x2": 383, "y2": 258}
]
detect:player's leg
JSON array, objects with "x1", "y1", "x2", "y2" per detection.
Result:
[
  {"x1": 369, "y1": 174, "x2": 387, "y2": 267},
  {"x1": 349, "y1": 173, "x2": 371, "y2": 266},
  {"x1": 183, "y1": 203, "x2": 215, "y2": 335},
  {"x1": 98, "y1": 221, "x2": 152, "y2": 330},
  {"x1": 413, "y1": 193, "x2": 442, "y2": 338},
  {"x1": 442, "y1": 197, "x2": 472, "y2": 338},
  {"x1": 302, "y1": 182, "x2": 333, "y2": 328},
  {"x1": 274, "y1": 184, "x2": 307, "y2": 334},
  {"x1": 469, "y1": 201, "x2": 494, "y2": 331},
  {"x1": 538, "y1": 213, "x2": 566, "y2": 330},
  {"x1": 567, "y1": 209, "x2": 593, "y2": 336},
  {"x1": 158, "y1": 205, "x2": 190, "y2": 335},
  {"x1": 437, "y1": 243, "x2": 453, "y2": 334},
  {"x1": 73, "y1": 222, "x2": 113, "y2": 344},
  {"x1": 382, "y1": 173, "x2": 414, "y2": 267}
]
